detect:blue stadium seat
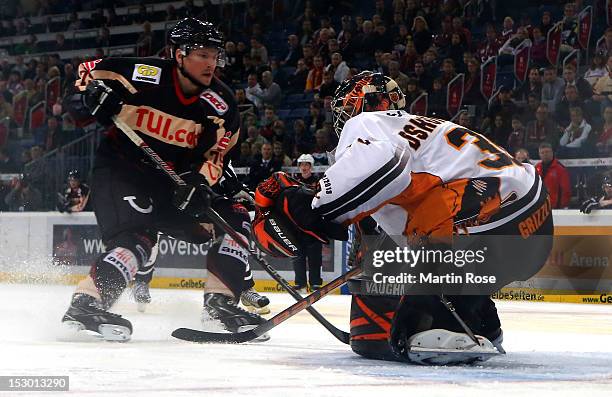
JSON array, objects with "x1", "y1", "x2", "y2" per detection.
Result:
[
  {"x1": 277, "y1": 109, "x2": 291, "y2": 119},
  {"x1": 289, "y1": 108, "x2": 309, "y2": 119}
]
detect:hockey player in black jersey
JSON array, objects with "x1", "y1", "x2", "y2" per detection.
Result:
[{"x1": 61, "y1": 18, "x2": 266, "y2": 341}]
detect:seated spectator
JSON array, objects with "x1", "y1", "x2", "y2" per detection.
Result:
[
  {"x1": 563, "y1": 65, "x2": 593, "y2": 101},
  {"x1": 515, "y1": 68, "x2": 542, "y2": 103},
  {"x1": 536, "y1": 142, "x2": 571, "y2": 209},
  {"x1": 273, "y1": 141, "x2": 292, "y2": 166},
  {"x1": 514, "y1": 148, "x2": 531, "y2": 164},
  {"x1": 584, "y1": 55, "x2": 607, "y2": 87},
  {"x1": 580, "y1": 176, "x2": 612, "y2": 213},
  {"x1": 457, "y1": 111, "x2": 473, "y2": 129},
  {"x1": 404, "y1": 79, "x2": 423, "y2": 106},
  {"x1": 258, "y1": 106, "x2": 278, "y2": 141},
  {"x1": 245, "y1": 73, "x2": 263, "y2": 111},
  {"x1": 596, "y1": 27, "x2": 612, "y2": 58},
  {"x1": 477, "y1": 24, "x2": 501, "y2": 63},
  {"x1": 292, "y1": 118, "x2": 315, "y2": 154},
  {"x1": 500, "y1": 16, "x2": 515, "y2": 41},
  {"x1": 387, "y1": 60, "x2": 409, "y2": 94},
  {"x1": 541, "y1": 66, "x2": 565, "y2": 112},
  {"x1": 245, "y1": 125, "x2": 267, "y2": 147},
  {"x1": 0, "y1": 94, "x2": 13, "y2": 120},
  {"x1": 507, "y1": 116, "x2": 526, "y2": 154},
  {"x1": 439, "y1": 58, "x2": 457, "y2": 87},
  {"x1": 428, "y1": 78, "x2": 448, "y2": 118},
  {"x1": 136, "y1": 22, "x2": 153, "y2": 56},
  {"x1": 522, "y1": 93, "x2": 542, "y2": 123},
  {"x1": 282, "y1": 34, "x2": 302, "y2": 67},
  {"x1": 96, "y1": 27, "x2": 111, "y2": 48},
  {"x1": 560, "y1": 2, "x2": 578, "y2": 53},
  {"x1": 452, "y1": 16, "x2": 471, "y2": 47},
  {"x1": 246, "y1": 143, "x2": 282, "y2": 190},
  {"x1": 485, "y1": 86, "x2": 519, "y2": 132},
  {"x1": 7, "y1": 71, "x2": 24, "y2": 96},
  {"x1": 413, "y1": 60, "x2": 433, "y2": 92},
  {"x1": 250, "y1": 71, "x2": 282, "y2": 109},
  {"x1": 66, "y1": 11, "x2": 82, "y2": 31},
  {"x1": 530, "y1": 26, "x2": 547, "y2": 67},
  {"x1": 305, "y1": 101, "x2": 325, "y2": 134},
  {"x1": 329, "y1": 52, "x2": 349, "y2": 83},
  {"x1": 287, "y1": 58, "x2": 309, "y2": 93},
  {"x1": 318, "y1": 69, "x2": 339, "y2": 99},
  {"x1": 305, "y1": 55, "x2": 325, "y2": 92},
  {"x1": 28, "y1": 79, "x2": 45, "y2": 107},
  {"x1": 250, "y1": 37, "x2": 269, "y2": 65},
  {"x1": 558, "y1": 107, "x2": 592, "y2": 157},
  {"x1": 58, "y1": 170, "x2": 90, "y2": 213},
  {"x1": 234, "y1": 142, "x2": 254, "y2": 168},
  {"x1": 312, "y1": 129, "x2": 330, "y2": 165},
  {"x1": 593, "y1": 56, "x2": 612, "y2": 105},
  {"x1": 400, "y1": 41, "x2": 419, "y2": 72},
  {"x1": 37, "y1": 116, "x2": 66, "y2": 152},
  {"x1": 4, "y1": 175, "x2": 43, "y2": 211},
  {"x1": 540, "y1": 11, "x2": 554, "y2": 35},
  {"x1": 0, "y1": 148, "x2": 18, "y2": 173},
  {"x1": 526, "y1": 104, "x2": 561, "y2": 155},
  {"x1": 555, "y1": 85, "x2": 590, "y2": 127},
  {"x1": 595, "y1": 106, "x2": 612, "y2": 155},
  {"x1": 235, "y1": 88, "x2": 256, "y2": 115},
  {"x1": 498, "y1": 26, "x2": 530, "y2": 57},
  {"x1": 463, "y1": 58, "x2": 484, "y2": 107}
]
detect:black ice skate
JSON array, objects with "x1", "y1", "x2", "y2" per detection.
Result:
[
  {"x1": 203, "y1": 293, "x2": 269, "y2": 340},
  {"x1": 240, "y1": 288, "x2": 271, "y2": 315},
  {"x1": 132, "y1": 280, "x2": 151, "y2": 313},
  {"x1": 61, "y1": 293, "x2": 132, "y2": 342}
]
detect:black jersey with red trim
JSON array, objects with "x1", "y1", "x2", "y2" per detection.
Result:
[{"x1": 75, "y1": 57, "x2": 240, "y2": 186}]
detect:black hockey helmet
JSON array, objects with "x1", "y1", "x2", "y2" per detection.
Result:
[
  {"x1": 331, "y1": 71, "x2": 406, "y2": 138},
  {"x1": 67, "y1": 169, "x2": 80, "y2": 180},
  {"x1": 167, "y1": 18, "x2": 225, "y2": 67}
]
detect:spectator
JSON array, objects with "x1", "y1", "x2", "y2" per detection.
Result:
[
  {"x1": 235, "y1": 88, "x2": 256, "y2": 115},
  {"x1": 246, "y1": 143, "x2": 282, "y2": 190},
  {"x1": 258, "y1": 105, "x2": 278, "y2": 141},
  {"x1": 562, "y1": 65, "x2": 593, "y2": 101},
  {"x1": 292, "y1": 153, "x2": 322, "y2": 292},
  {"x1": 514, "y1": 148, "x2": 531, "y2": 164},
  {"x1": 245, "y1": 125, "x2": 267, "y2": 147},
  {"x1": 234, "y1": 142, "x2": 253, "y2": 168},
  {"x1": 526, "y1": 104, "x2": 561, "y2": 155},
  {"x1": 287, "y1": 58, "x2": 309, "y2": 93},
  {"x1": 58, "y1": 170, "x2": 90, "y2": 213},
  {"x1": 282, "y1": 34, "x2": 302, "y2": 67},
  {"x1": 245, "y1": 73, "x2": 263, "y2": 110},
  {"x1": 305, "y1": 55, "x2": 325, "y2": 92},
  {"x1": 593, "y1": 56, "x2": 612, "y2": 105},
  {"x1": 595, "y1": 106, "x2": 612, "y2": 155},
  {"x1": 560, "y1": 2, "x2": 578, "y2": 53},
  {"x1": 558, "y1": 107, "x2": 592, "y2": 157},
  {"x1": 250, "y1": 71, "x2": 282, "y2": 109},
  {"x1": 501, "y1": 16, "x2": 515, "y2": 41},
  {"x1": 250, "y1": 37, "x2": 269, "y2": 65},
  {"x1": 4, "y1": 175, "x2": 43, "y2": 211},
  {"x1": 0, "y1": 148, "x2": 18, "y2": 173},
  {"x1": 541, "y1": 66, "x2": 565, "y2": 112},
  {"x1": 439, "y1": 58, "x2": 457, "y2": 87},
  {"x1": 37, "y1": 116, "x2": 66, "y2": 152},
  {"x1": 523, "y1": 93, "x2": 542, "y2": 123},
  {"x1": 428, "y1": 78, "x2": 447, "y2": 118},
  {"x1": 387, "y1": 60, "x2": 409, "y2": 94},
  {"x1": 0, "y1": 94, "x2": 13, "y2": 120},
  {"x1": 330, "y1": 52, "x2": 349, "y2": 83},
  {"x1": 477, "y1": 24, "x2": 501, "y2": 63},
  {"x1": 580, "y1": 176, "x2": 612, "y2": 213},
  {"x1": 96, "y1": 27, "x2": 111, "y2": 48},
  {"x1": 596, "y1": 28, "x2": 612, "y2": 58},
  {"x1": 540, "y1": 11, "x2": 554, "y2": 35},
  {"x1": 312, "y1": 129, "x2": 330, "y2": 165},
  {"x1": 355, "y1": 19, "x2": 376, "y2": 58},
  {"x1": 28, "y1": 79, "x2": 45, "y2": 107},
  {"x1": 413, "y1": 60, "x2": 433, "y2": 92},
  {"x1": 515, "y1": 68, "x2": 543, "y2": 103},
  {"x1": 272, "y1": 141, "x2": 292, "y2": 166},
  {"x1": 7, "y1": 71, "x2": 23, "y2": 96},
  {"x1": 555, "y1": 85, "x2": 589, "y2": 127},
  {"x1": 404, "y1": 79, "x2": 423, "y2": 106},
  {"x1": 452, "y1": 16, "x2": 471, "y2": 47},
  {"x1": 536, "y1": 142, "x2": 571, "y2": 209},
  {"x1": 318, "y1": 69, "x2": 339, "y2": 99},
  {"x1": 507, "y1": 116, "x2": 526, "y2": 154},
  {"x1": 530, "y1": 26, "x2": 547, "y2": 67},
  {"x1": 66, "y1": 11, "x2": 82, "y2": 31},
  {"x1": 292, "y1": 118, "x2": 315, "y2": 154},
  {"x1": 584, "y1": 54, "x2": 607, "y2": 87},
  {"x1": 463, "y1": 58, "x2": 484, "y2": 106},
  {"x1": 457, "y1": 111, "x2": 473, "y2": 129},
  {"x1": 136, "y1": 22, "x2": 153, "y2": 56},
  {"x1": 305, "y1": 101, "x2": 325, "y2": 134},
  {"x1": 485, "y1": 86, "x2": 519, "y2": 133},
  {"x1": 165, "y1": 5, "x2": 178, "y2": 21},
  {"x1": 400, "y1": 42, "x2": 419, "y2": 73}
]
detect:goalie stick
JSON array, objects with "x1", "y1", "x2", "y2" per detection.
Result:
[{"x1": 110, "y1": 115, "x2": 351, "y2": 343}]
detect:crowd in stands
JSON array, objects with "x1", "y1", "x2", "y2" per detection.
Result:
[{"x1": 0, "y1": 0, "x2": 610, "y2": 211}]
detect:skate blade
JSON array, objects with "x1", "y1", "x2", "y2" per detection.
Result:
[
  {"x1": 244, "y1": 304, "x2": 271, "y2": 315},
  {"x1": 408, "y1": 346, "x2": 501, "y2": 365},
  {"x1": 236, "y1": 325, "x2": 270, "y2": 342},
  {"x1": 58, "y1": 321, "x2": 131, "y2": 342},
  {"x1": 137, "y1": 302, "x2": 148, "y2": 313}
]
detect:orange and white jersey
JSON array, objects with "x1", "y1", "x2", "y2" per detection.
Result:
[{"x1": 312, "y1": 110, "x2": 542, "y2": 236}]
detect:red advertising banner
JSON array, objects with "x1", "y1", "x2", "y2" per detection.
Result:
[
  {"x1": 546, "y1": 22, "x2": 563, "y2": 66},
  {"x1": 12, "y1": 91, "x2": 27, "y2": 127},
  {"x1": 480, "y1": 56, "x2": 497, "y2": 99},
  {"x1": 45, "y1": 76, "x2": 60, "y2": 113},
  {"x1": 409, "y1": 93, "x2": 428, "y2": 116},
  {"x1": 446, "y1": 73, "x2": 465, "y2": 118},
  {"x1": 29, "y1": 101, "x2": 46, "y2": 131},
  {"x1": 578, "y1": 6, "x2": 592, "y2": 50},
  {"x1": 514, "y1": 42, "x2": 531, "y2": 83}
]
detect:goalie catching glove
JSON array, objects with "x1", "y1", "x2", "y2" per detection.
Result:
[{"x1": 252, "y1": 172, "x2": 348, "y2": 258}]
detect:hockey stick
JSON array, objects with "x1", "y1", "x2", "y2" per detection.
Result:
[
  {"x1": 110, "y1": 115, "x2": 351, "y2": 343},
  {"x1": 172, "y1": 266, "x2": 361, "y2": 343}
]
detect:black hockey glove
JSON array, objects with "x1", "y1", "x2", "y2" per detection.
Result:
[
  {"x1": 580, "y1": 197, "x2": 600, "y2": 214},
  {"x1": 172, "y1": 171, "x2": 213, "y2": 219},
  {"x1": 83, "y1": 80, "x2": 123, "y2": 126}
]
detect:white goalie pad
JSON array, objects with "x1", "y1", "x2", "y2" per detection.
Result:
[{"x1": 407, "y1": 329, "x2": 502, "y2": 365}]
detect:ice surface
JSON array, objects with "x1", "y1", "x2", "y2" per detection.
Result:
[{"x1": 0, "y1": 283, "x2": 611, "y2": 396}]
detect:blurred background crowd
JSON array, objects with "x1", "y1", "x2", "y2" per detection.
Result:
[{"x1": 0, "y1": 0, "x2": 610, "y2": 213}]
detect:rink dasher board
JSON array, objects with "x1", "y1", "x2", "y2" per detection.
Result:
[{"x1": 0, "y1": 211, "x2": 610, "y2": 303}]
